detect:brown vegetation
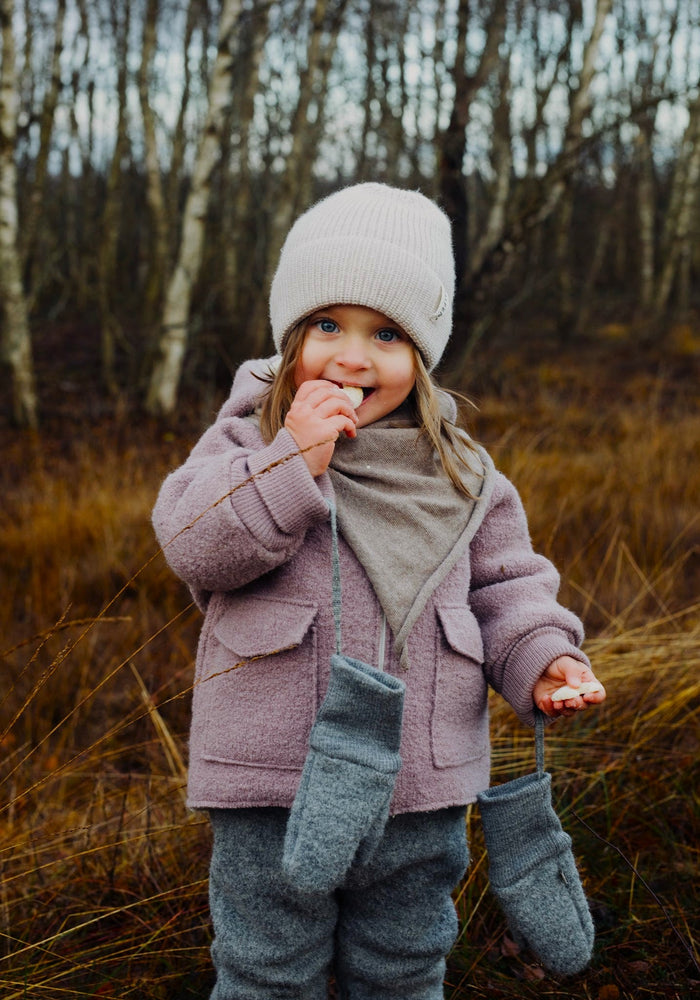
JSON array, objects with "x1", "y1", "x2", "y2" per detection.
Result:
[{"x1": 1, "y1": 325, "x2": 698, "y2": 998}]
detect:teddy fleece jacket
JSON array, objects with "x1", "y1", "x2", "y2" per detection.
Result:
[{"x1": 152, "y1": 359, "x2": 590, "y2": 814}]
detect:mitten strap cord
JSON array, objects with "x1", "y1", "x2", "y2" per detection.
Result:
[
  {"x1": 535, "y1": 708, "x2": 545, "y2": 775},
  {"x1": 327, "y1": 501, "x2": 343, "y2": 657}
]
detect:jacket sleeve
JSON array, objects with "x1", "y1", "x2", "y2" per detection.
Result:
[
  {"x1": 152, "y1": 399, "x2": 329, "y2": 602},
  {"x1": 469, "y1": 471, "x2": 590, "y2": 725}
]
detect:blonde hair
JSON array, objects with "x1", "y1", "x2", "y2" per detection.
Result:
[
  {"x1": 258, "y1": 320, "x2": 481, "y2": 500},
  {"x1": 411, "y1": 353, "x2": 481, "y2": 499}
]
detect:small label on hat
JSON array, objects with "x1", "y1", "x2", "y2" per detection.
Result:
[{"x1": 431, "y1": 285, "x2": 448, "y2": 321}]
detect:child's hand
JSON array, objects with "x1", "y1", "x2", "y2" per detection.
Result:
[
  {"x1": 285, "y1": 380, "x2": 358, "y2": 477},
  {"x1": 534, "y1": 656, "x2": 606, "y2": 719}
]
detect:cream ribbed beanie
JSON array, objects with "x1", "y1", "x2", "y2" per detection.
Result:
[{"x1": 269, "y1": 183, "x2": 455, "y2": 371}]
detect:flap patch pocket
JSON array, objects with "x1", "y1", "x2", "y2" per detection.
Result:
[
  {"x1": 201, "y1": 597, "x2": 318, "y2": 769},
  {"x1": 436, "y1": 605, "x2": 484, "y2": 663},
  {"x1": 213, "y1": 597, "x2": 317, "y2": 660}
]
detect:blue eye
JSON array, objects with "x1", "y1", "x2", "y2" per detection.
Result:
[
  {"x1": 317, "y1": 319, "x2": 338, "y2": 334},
  {"x1": 376, "y1": 328, "x2": 401, "y2": 343}
]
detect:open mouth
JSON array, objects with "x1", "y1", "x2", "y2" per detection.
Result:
[{"x1": 334, "y1": 382, "x2": 376, "y2": 406}]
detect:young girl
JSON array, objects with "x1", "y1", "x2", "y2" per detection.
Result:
[{"x1": 153, "y1": 183, "x2": 606, "y2": 1000}]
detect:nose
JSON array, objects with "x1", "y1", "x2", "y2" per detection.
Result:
[{"x1": 335, "y1": 332, "x2": 371, "y2": 370}]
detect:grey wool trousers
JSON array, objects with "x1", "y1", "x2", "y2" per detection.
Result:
[{"x1": 207, "y1": 805, "x2": 469, "y2": 1000}]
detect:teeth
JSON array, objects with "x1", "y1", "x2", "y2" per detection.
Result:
[
  {"x1": 552, "y1": 681, "x2": 603, "y2": 701},
  {"x1": 340, "y1": 385, "x2": 364, "y2": 409}
]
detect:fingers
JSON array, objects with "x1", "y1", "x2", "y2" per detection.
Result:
[
  {"x1": 537, "y1": 695, "x2": 578, "y2": 719},
  {"x1": 288, "y1": 381, "x2": 358, "y2": 432},
  {"x1": 549, "y1": 680, "x2": 606, "y2": 718},
  {"x1": 293, "y1": 379, "x2": 358, "y2": 409},
  {"x1": 563, "y1": 663, "x2": 597, "y2": 688},
  {"x1": 534, "y1": 658, "x2": 606, "y2": 719},
  {"x1": 284, "y1": 381, "x2": 359, "y2": 477}
]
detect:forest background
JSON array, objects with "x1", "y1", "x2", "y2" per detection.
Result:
[{"x1": 1, "y1": 0, "x2": 698, "y2": 998}]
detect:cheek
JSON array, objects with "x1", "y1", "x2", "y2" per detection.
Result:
[
  {"x1": 293, "y1": 346, "x2": 313, "y2": 387},
  {"x1": 394, "y1": 377, "x2": 416, "y2": 403},
  {"x1": 390, "y1": 357, "x2": 416, "y2": 397},
  {"x1": 396, "y1": 343, "x2": 416, "y2": 377}
]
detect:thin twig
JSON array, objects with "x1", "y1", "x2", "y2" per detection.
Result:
[
  {"x1": 572, "y1": 810, "x2": 700, "y2": 974},
  {"x1": 0, "y1": 617, "x2": 131, "y2": 659}
]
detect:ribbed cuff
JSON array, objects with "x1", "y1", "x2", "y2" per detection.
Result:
[
  {"x1": 501, "y1": 628, "x2": 591, "y2": 725},
  {"x1": 246, "y1": 429, "x2": 329, "y2": 535}
]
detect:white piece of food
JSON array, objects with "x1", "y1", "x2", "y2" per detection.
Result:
[
  {"x1": 340, "y1": 385, "x2": 364, "y2": 409},
  {"x1": 552, "y1": 681, "x2": 603, "y2": 701}
]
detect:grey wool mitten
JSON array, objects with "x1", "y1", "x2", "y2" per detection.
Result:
[
  {"x1": 478, "y1": 770, "x2": 595, "y2": 976},
  {"x1": 283, "y1": 653, "x2": 405, "y2": 893}
]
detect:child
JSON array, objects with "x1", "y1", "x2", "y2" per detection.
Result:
[{"x1": 153, "y1": 183, "x2": 606, "y2": 1000}]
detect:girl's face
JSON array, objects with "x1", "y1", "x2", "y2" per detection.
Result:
[{"x1": 294, "y1": 304, "x2": 416, "y2": 427}]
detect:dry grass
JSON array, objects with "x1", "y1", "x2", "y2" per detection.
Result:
[{"x1": 1, "y1": 333, "x2": 698, "y2": 998}]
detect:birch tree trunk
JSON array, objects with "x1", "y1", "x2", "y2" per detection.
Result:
[
  {"x1": 20, "y1": 0, "x2": 65, "y2": 305},
  {"x1": 632, "y1": 4, "x2": 663, "y2": 312},
  {"x1": 356, "y1": 4, "x2": 377, "y2": 182},
  {"x1": 265, "y1": 0, "x2": 335, "y2": 276},
  {"x1": 97, "y1": 0, "x2": 131, "y2": 393},
  {"x1": 0, "y1": 0, "x2": 38, "y2": 428},
  {"x1": 166, "y1": 0, "x2": 198, "y2": 247},
  {"x1": 66, "y1": 0, "x2": 94, "y2": 313},
  {"x1": 440, "y1": 0, "x2": 507, "y2": 275},
  {"x1": 377, "y1": 0, "x2": 410, "y2": 180},
  {"x1": 138, "y1": 0, "x2": 169, "y2": 325},
  {"x1": 653, "y1": 92, "x2": 700, "y2": 318},
  {"x1": 437, "y1": 0, "x2": 474, "y2": 286},
  {"x1": 222, "y1": 1, "x2": 268, "y2": 356},
  {"x1": 553, "y1": 0, "x2": 613, "y2": 333},
  {"x1": 437, "y1": 0, "x2": 507, "y2": 369},
  {"x1": 295, "y1": 0, "x2": 348, "y2": 209},
  {"x1": 146, "y1": 0, "x2": 243, "y2": 416},
  {"x1": 467, "y1": 58, "x2": 512, "y2": 281},
  {"x1": 636, "y1": 128, "x2": 656, "y2": 310}
]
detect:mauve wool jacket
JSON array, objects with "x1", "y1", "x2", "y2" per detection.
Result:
[{"x1": 152, "y1": 359, "x2": 590, "y2": 814}]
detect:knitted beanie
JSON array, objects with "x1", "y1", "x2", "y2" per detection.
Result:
[{"x1": 269, "y1": 183, "x2": 455, "y2": 371}]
